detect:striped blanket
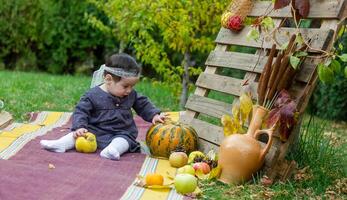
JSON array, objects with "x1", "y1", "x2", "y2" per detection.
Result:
[{"x1": 0, "y1": 111, "x2": 188, "y2": 200}]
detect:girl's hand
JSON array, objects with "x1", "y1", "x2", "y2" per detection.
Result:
[
  {"x1": 73, "y1": 128, "x2": 88, "y2": 138},
  {"x1": 152, "y1": 113, "x2": 168, "y2": 124}
]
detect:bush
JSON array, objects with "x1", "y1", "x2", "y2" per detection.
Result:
[
  {"x1": 309, "y1": 75, "x2": 347, "y2": 121},
  {"x1": 309, "y1": 29, "x2": 347, "y2": 121},
  {"x1": 0, "y1": 0, "x2": 115, "y2": 74}
]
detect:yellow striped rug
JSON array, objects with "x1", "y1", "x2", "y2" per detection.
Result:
[{"x1": 0, "y1": 111, "x2": 72, "y2": 159}]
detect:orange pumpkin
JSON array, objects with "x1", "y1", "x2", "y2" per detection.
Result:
[
  {"x1": 145, "y1": 173, "x2": 164, "y2": 186},
  {"x1": 146, "y1": 121, "x2": 199, "y2": 158}
]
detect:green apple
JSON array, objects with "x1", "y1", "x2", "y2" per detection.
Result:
[
  {"x1": 174, "y1": 174, "x2": 197, "y2": 194},
  {"x1": 177, "y1": 165, "x2": 195, "y2": 176}
]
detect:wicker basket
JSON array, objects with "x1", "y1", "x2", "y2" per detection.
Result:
[{"x1": 221, "y1": 0, "x2": 254, "y2": 31}]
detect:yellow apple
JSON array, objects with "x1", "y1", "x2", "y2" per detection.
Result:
[
  {"x1": 169, "y1": 152, "x2": 188, "y2": 168},
  {"x1": 177, "y1": 165, "x2": 195, "y2": 176},
  {"x1": 75, "y1": 132, "x2": 97, "y2": 153}
]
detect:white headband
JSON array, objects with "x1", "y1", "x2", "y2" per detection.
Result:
[
  {"x1": 104, "y1": 65, "x2": 139, "y2": 77},
  {"x1": 90, "y1": 64, "x2": 140, "y2": 88}
]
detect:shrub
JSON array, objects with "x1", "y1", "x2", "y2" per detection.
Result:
[
  {"x1": 0, "y1": 0, "x2": 115, "y2": 74},
  {"x1": 309, "y1": 30, "x2": 347, "y2": 121}
]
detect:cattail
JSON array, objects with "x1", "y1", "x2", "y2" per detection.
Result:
[
  {"x1": 258, "y1": 44, "x2": 276, "y2": 105},
  {"x1": 266, "y1": 51, "x2": 284, "y2": 96},
  {"x1": 268, "y1": 55, "x2": 290, "y2": 100}
]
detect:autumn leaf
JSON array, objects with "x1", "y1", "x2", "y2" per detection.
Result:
[
  {"x1": 240, "y1": 92, "x2": 253, "y2": 124},
  {"x1": 278, "y1": 101, "x2": 297, "y2": 141},
  {"x1": 231, "y1": 101, "x2": 240, "y2": 121},
  {"x1": 273, "y1": 90, "x2": 291, "y2": 107},
  {"x1": 293, "y1": 0, "x2": 310, "y2": 19},
  {"x1": 266, "y1": 90, "x2": 298, "y2": 141},
  {"x1": 274, "y1": 0, "x2": 291, "y2": 10},
  {"x1": 208, "y1": 165, "x2": 222, "y2": 180},
  {"x1": 221, "y1": 115, "x2": 238, "y2": 136}
]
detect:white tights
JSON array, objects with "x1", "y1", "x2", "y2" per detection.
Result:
[{"x1": 40, "y1": 133, "x2": 129, "y2": 160}]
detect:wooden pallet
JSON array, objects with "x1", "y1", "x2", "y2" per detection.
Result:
[
  {"x1": 0, "y1": 111, "x2": 13, "y2": 129},
  {"x1": 181, "y1": 0, "x2": 346, "y2": 181}
]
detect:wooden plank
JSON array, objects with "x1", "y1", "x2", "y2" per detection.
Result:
[
  {"x1": 249, "y1": 0, "x2": 344, "y2": 19},
  {"x1": 183, "y1": 44, "x2": 228, "y2": 121},
  {"x1": 205, "y1": 50, "x2": 316, "y2": 83},
  {"x1": 189, "y1": 118, "x2": 224, "y2": 144},
  {"x1": 0, "y1": 111, "x2": 13, "y2": 129},
  {"x1": 195, "y1": 73, "x2": 258, "y2": 97},
  {"x1": 215, "y1": 27, "x2": 334, "y2": 52},
  {"x1": 198, "y1": 138, "x2": 220, "y2": 154},
  {"x1": 185, "y1": 94, "x2": 232, "y2": 119}
]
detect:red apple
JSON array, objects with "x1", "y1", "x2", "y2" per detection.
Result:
[
  {"x1": 169, "y1": 152, "x2": 188, "y2": 168},
  {"x1": 193, "y1": 162, "x2": 210, "y2": 174}
]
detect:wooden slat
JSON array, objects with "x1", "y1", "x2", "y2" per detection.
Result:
[
  {"x1": 205, "y1": 50, "x2": 317, "y2": 83},
  {"x1": 185, "y1": 94, "x2": 232, "y2": 119},
  {"x1": 215, "y1": 27, "x2": 334, "y2": 52},
  {"x1": 198, "y1": 138, "x2": 220, "y2": 154},
  {"x1": 0, "y1": 111, "x2": 13, "y2": 129},
  {"x1": 189, "y1": 118, "x2": 224, "y2": 144},
  {"x1": 249, "y1": 0, "x2": 345, "y2": 19},
  {"x1": 195, "y1": 73, "x2": 258, "y2": 97},
  {"x1": 182, "y1": 44, "x2": 228, "y2": 121},
  {"x1": 205, "y1": 50, "x2": 266, "y2": 72}
]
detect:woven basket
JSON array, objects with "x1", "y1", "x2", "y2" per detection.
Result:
[
  {"x1": 227, "y1": 0, "x2": 253, "y2": 20},
  {"x1": 221, "y1": 0, "x2": 254, "y2": 31}
]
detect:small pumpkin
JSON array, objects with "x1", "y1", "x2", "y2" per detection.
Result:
[
  {"x1": 146, "y1": 121, "x2": 199, "y2": 158},
  {"x1": 145, "y1": 173, "x2": 164, "y2": 186}
]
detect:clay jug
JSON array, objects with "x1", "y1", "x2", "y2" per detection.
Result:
[{"x1": 218, "y1": 105, "x2": 273, "y2": 184}]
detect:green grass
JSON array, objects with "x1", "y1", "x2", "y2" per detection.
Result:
[
  {"x1": 0, "y1": 70, "x2": 181, "y2": 120},
  {"x1": 1, "y1": 70, "x2": 346, "y2": 199}
]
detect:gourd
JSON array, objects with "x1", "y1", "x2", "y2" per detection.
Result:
[{"x1": 145, "y1": 121, "x2": 199, "y2": 158}]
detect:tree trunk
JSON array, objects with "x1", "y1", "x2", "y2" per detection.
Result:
[
  {"x1": 180, "y1": 51, "x2": 191, "y2": 109},
  {"x1": 119, "y1": 41, "x2": 125, "y2": 53}
]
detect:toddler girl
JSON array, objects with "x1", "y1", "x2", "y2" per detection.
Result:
[{"x1": 40, "y1": 53, "x2": 165, "y2": 160}]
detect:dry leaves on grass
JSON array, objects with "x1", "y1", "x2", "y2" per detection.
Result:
[
  {"x1": 323, "y1": 131, "x2": 345, "y2": 147},
  {"x1": 325, "y1": 178, "x2": 347, "y2": 198},
  {"x1": 260, "y1": 175, "x2": 273, "y2": 187},
  {"x1": 294, "y1": 166, "x2": 313, "y2": 182},
  {"x1": 296, "y1": 188, "x2": 315, "y2": 197}
]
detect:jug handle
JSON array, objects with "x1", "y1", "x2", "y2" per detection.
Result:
[{"x1": 254, "y1": 128, "x2": 274, "y2": 162}]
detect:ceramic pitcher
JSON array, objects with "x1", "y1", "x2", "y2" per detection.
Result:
[{"x1": 218, "y1": 105, "x2": 273, "y2": 184}]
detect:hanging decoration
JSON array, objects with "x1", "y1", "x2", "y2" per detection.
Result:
[{"x1": 221, "y1": 0, "x2": 253, "y2": 32}]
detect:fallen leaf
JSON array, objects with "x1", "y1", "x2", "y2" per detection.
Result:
[
  {"x1": 260, "y1": 175, "x2": 273, "y2": 187},
  {"x1": 48, "y1": 163, "x2": 55, "y2": 169}
]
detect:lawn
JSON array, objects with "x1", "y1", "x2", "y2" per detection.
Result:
[{"x1": 0, "y1": 70, "x2": 346, "y2": 199}]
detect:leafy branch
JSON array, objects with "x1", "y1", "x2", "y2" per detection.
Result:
[{"x1": 249, "y1": 0, "x2": 347, "y2": 84}]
